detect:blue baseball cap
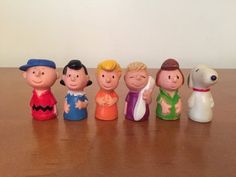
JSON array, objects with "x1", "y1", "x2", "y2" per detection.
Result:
[{"x1": 19, "y1": 59, "x2": 56, "y2": 71}]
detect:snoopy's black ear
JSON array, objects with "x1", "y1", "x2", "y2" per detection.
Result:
[
  {"x1": 187, "y1": 72, "x2": 193, "y2": 88},
  {"x1": 187, "y1": 74, "x2": 190, "y2": 87}
]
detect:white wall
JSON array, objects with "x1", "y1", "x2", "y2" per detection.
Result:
[{"x1": 1, "y1": 0, "x2": 236, "y2": 68}]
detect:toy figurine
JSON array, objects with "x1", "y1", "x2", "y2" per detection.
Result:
[
  {"x1": 95, "y1": 60, "x2": 122, "y2": 120},
  {"x1": 188, "y1": 65, "x2": 218, "y2": 123},
  {"x1": 19, "y1": 59, "x2": 59, "y2": 121},
  {"x1": 124, "y1": 62, "x2": 155, "y2": 121},
  {"x1": 60, "y1": 60, "x2": 92, "y2": 121},
  {"x1": 156, "y1": 59, "x2": 184, "y2": 120}
]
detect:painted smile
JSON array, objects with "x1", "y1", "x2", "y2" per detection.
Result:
[
  {"x1": 103, "y1": 85, "x2": 112, "y2": 89},
  {"x1": 169, "y1": 85, "x2": 179, "y2": 90},
  {"x1": 102, "y1": 83, "x2": 113, "y2": 90},
  {"x1": 69, "y1": 84, "x2": 77, "y2": 87},
  {"x1": 131, "y1": 83, "x2": 144, "y2": 89},
  {"x1": 32, "y1": 80, "x2": 42, "y2": 84}
]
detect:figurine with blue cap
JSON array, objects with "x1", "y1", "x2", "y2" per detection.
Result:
[{"x1": 19, "y1": 59, "x2": 59, "y2": 121}]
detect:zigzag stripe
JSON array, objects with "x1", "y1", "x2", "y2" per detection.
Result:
[{"x1": 32, "y1": 105, "x2": 53, "y2": 112}]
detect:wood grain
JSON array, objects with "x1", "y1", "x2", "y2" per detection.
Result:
[{"x1": 0, "y1": 68, "x2": 235, "y2": 177}]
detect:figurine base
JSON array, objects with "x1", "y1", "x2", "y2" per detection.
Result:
[
  {"x1": 156, "y1": 115, "x2": 180, "y2": 121},
  {"x1": 95, "y1": 117, "x2": 118, "y2": 121},
  {"x1": 125, "y1": 116, "x2": 148, "y2": 122},
  {"x1": 188, "y1": 116, "x2": 212, "y2": 123},
  {"x1": 32, "y1": 115, "x2": 57, "y2": 121},
  {"x1": 64, "y1": 117, "x2": 87, "y2": 121}
]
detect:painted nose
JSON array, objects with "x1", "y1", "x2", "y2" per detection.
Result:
[
  {"x1": 35, "y1": 71, "x2": 41, "y2": 77},
  {"x1": 172, "y1": 77, "x2": 177, "y2": 83},
  {"x1": 136, "y1": 75, "x2": 142, "y2": 81},
  {"x1": 105, "y1": 78, "x2": 111, "y2": 83},
  {"x1": 71, "y1": 76, "x2": 76, "y2": 81},
  {"x1": 211, "y1": 75, "x2": 217, "y2": 81}
]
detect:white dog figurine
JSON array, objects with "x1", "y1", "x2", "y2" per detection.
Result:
[{"x1": 188, "y1": 65, "x2": 218, "y2": 123}]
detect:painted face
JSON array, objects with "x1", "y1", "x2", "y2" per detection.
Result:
[
  {"x1": 24, "y1": 66, "x2": 58, "y2": 90},
  {"x1": 63, "y1": 67, "x2": 89, "y2": 91},
  {"x1": 124, "y1": 70, "x2": 149, "y2": 91},
  {"x1": 158, "y1": 70, "x2": 183, "y2": 91},
  {"x1": 97, "y1": 70, "x2": 121, "y2": 91}
]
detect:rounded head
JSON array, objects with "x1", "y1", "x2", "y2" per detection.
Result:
[
  {"x1": 23, "y1": 66, "x2": 58, "y2": 90},
  {"x1": 156, "y1": 59, "x2": 184, "y2": 91},
  {"x1": 96, "y1": 59, "x2": 121, "y2": 91},
  {"x1": 61, "y1": 60, "x2": 92, "y2": 91},
  {"x1": 124, "y1": 62, "x2": 149, "y2": 91},
  {"x1": 188, "y1": 65, "x2": 218, "y2": 89}
]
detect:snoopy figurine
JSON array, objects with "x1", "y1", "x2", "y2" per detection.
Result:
[{"x1": 188, "y1": 65, "x2": 218, "y2": 123}]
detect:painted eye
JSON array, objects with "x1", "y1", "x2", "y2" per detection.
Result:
[
  {"x1": 112, "y1": 75, "x2": 115, "y2": 79},
  {"x1": 168, "y1": 75, "x2": 171, "y2": 79},
  {"x1": 141, "y1": 75, "x2": 146, "y2": 79},
  {"x1": 42, "y1": 72, "x2": 45, "y2": 75},
  {"x1": 102, "y1": 74, "x2": 105, "y2": 77},
  {"x1": 68, "y1": 74, "x2": 71, "y2": 77},
  {"x1": 195, "y1": 69, "x2": 199, "y2": 72},
  {"x1": 32, "y1": 71, "x2": 35, "y2": 74},
  {"x1": 177, "y1": 75, "x2": 179, "y2": 79},
  {"x1": 76, "y1": 75, "x2": 79, "y2": 78}
]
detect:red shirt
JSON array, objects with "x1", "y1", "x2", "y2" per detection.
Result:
[{"x1": 30, "y1": 89, "x2": 57, "y2": 120}]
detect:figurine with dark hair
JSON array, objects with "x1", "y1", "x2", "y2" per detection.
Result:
[
  {"x1": 156, "y1": 59, "x2": 184, "y2": 120},
  {"x1": 19, "y1": 59, "x2": 59, "y2": 121},
  {"x1": 60, "y1": 60, "x2": 92, "y2": 121}
]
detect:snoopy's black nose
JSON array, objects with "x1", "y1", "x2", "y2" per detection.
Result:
[{"x1": 211, "y1": 75, "x2": 217, "y2": 81}]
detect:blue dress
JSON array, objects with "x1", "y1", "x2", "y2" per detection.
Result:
[{"x1": 64, "y1": 92, "x2": 88, "y2": 121}]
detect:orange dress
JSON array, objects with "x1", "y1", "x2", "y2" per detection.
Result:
[{"x1": 95, "y1": 89, "x2": 118, "y2": 120}]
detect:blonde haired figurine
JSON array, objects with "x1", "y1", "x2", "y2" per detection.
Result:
[
  {"x1": 95, "y1": 60, "x2": 122, "y2": 120},
  {"x1": 124, "y1": 62, "x2": 155, "y2": 121}
]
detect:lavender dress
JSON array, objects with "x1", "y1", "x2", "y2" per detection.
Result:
[{"x1": 125, "y1": 91, "x2": 149, "y2": 121}]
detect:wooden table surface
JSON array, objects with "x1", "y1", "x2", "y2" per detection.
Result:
[{"x1": 0, "y1": 68, "x2": 235, "y2": 177}]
